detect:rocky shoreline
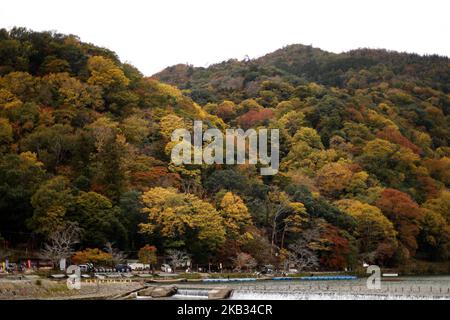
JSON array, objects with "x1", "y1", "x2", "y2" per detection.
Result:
[{"x1": 0, "y1": 279, "x2": 143, "y2": 300}]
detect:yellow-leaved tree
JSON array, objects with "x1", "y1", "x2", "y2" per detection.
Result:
[
  {"x1": 140, "y1": 187, "x2": 225, "y2": 252},
  {"x1": 219, "y1": 192, "x2": 253, "y2": 241},
  {"x1": 87, "y1": 56, "x2": 129, "y2": 90},
  {"x1": 336, "y1": 199, "x2": 397, "y2": 264}
]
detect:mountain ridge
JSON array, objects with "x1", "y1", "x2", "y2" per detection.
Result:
[{"x1": 154, "y1": 43, "x2": 450, "y2": 105}]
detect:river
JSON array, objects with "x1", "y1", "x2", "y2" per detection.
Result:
[{"x1": 169, "y1": 276, "x2": 450, "y2": 300}]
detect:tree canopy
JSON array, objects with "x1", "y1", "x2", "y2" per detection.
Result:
[{"x1": 1, "y1": 28, "x2": 449, "y2": 269}]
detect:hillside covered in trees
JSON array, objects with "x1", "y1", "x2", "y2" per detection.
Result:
[{"x1": 1, "y1": 28, "x2": 449, "y2": 271}]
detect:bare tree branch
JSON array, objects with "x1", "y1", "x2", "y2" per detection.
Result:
[
  {"x1": 166, "y1": 249, "x2": 190, "y2": 272},
  {"x1": 288, "y1": 238, "x2": 319, "y2": 271},
  {"x1": 40, "y1": 222, "x2": 81, "y2": 268},
  {"x1": 232, "y1": 252, "x2": 257, "y2": 272}
]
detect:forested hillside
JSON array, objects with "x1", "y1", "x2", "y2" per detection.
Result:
[{"x1": 1, "y1": 28, "x2": 449, "y2": 270}]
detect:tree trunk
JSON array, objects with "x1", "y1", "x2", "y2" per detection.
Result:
[
  {"x1": 271, "y1": 219, "x2": 277, "y2": 255},
  {"x1": 281, "y1": 224, "x2": 287, "y2": 250}
]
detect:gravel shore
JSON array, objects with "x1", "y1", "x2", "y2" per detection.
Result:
[{"x1": 0, "y1": 279, "x2": 144, "y2": 300}]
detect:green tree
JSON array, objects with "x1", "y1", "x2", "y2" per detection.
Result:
[
  {"x1": 71, "y1": 191, "x2": 127, "y2": 248},
  {"x1": 119, "y1": 190, "x2": 145, "y2": 250},
  {"x1": 120, "y1": 115, "x2": 150, "y2": 145},
  {"x1": 0, "y1": 152, "x2": 46, "y2": 241},
  {"x1": 29, "y1": 176, "x2": 74, "y2": 236},
  {"x1": 360, "y1": 138, "x2": 419, "y2": 186},
  {"x1": 88, "y1": 117, "x2": 129, "y2": 201},
  {"x1": 266, "y1": 188, "x2": 307, "y2": 252},
  {"x1": 423, "y1": 190, "x2": 450, "y2": 224},
  {"x1": 418, "y1": 208, "x2": 450, "y2": 261},
  {"x1": 22, "y1": 124, "x2": 74, "y2": 170}
]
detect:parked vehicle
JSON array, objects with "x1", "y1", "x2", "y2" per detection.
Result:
[
  {"x1": 127, "y1": 263, "x2": 150, "y2": 271},
  {"x1": 115, "y1": 264, "x2": 131, "y2": 272},
  {"x1": 260, "y1": 265, "x2": 274, "y2": 275},
  {"x1": 78, "y1": 263, "x2": 94, "y2": 273},
  {"x1": 6, "y1": 263, "x2": 17, "y2": 272},
  {"x1": 161, "y1": 264, "x2": 172, "y2": 273},
  {"x1": 78, "y1": 265, "x2": 88, "y2": 272}
]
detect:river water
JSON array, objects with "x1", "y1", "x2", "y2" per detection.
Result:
[{"x1": 171, "y1": 276, "x2": 450, "y2": 300}]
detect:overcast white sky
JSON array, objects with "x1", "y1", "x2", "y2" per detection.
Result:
[{"x1": 1, "y1": 0, "x2": 449, "y2": 75}]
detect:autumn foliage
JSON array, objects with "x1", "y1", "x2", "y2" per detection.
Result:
[
  {"x1": 0, "y1": 29, "x2": 449, "y2": 271},
  {"x1": 375, "y1": 189, "x2": 424, "y2": 257},
  {"x1": 72, "y1": 248, "x2": 112, "y2": 265}
]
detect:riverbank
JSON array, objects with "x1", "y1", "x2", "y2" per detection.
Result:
[{"x1": 0, "y1": 279, "x2": 143, "y2": 300}]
